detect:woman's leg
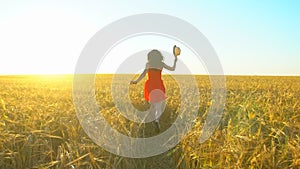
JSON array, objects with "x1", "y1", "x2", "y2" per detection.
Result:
[
  {"x1": 154, "y1": 101, "x2": 163, "y2": 122},
  {"x1": 148, "y1": 103, "x2": 156, "y2": 122}
]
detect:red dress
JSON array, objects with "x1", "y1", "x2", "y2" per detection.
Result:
[{"x1": 144, "y1": 68, "x2": 166, "y2": 103}]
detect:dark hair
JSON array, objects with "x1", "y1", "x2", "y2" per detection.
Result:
[{"x1": 147, "y1": 50, "x2": 164, "y2": 68}]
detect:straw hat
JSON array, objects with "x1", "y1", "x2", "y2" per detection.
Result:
[{"x1": 173, "y1": 45, "x2": 181, "y2": 57}]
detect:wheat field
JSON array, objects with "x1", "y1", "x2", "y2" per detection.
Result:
[{"x1": 0, "y1": 75, "x2": 299, "y2": 169}]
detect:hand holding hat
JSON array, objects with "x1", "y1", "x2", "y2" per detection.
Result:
[{"x1": 173, "y1": 45, "x2": 181, "y2": 57}]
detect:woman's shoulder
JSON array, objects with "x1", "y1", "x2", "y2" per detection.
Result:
[
  {"x1": 147, "y1": 63, "x2": 163, "y2": 70},
  {"x1": 145, "y1": 63, "x2": 150, "y2": 70}
]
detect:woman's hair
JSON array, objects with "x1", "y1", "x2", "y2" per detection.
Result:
[{"x1": 147, "y1": 49, "x2": 164, "y2": 68}]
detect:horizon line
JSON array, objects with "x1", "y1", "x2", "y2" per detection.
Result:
[{"x1": 0, "y1": 73, "x2": 299, "y2": 77}]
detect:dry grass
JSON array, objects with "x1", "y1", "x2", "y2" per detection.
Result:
[{"x1": 0, "y1": 75, "x2": 299, "y2": 168}]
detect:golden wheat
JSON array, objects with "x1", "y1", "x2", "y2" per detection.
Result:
[{"x1": 0, "y1": 75, "x2": 299, "y2": 168}]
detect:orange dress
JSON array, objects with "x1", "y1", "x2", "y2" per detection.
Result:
[{"x1": 144, "y1": 68, "x2": 166, "y2": 103}]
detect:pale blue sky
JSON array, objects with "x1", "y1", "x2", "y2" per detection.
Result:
[{"x1": 0, "y1": 0, "x2": 299, "y2": 75}]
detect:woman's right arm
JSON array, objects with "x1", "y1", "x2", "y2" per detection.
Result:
[{"x1": 163, "y1": 57, "x2": 177, "y2": 71}]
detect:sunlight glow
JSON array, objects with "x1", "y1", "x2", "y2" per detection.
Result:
[{"x1": 0, "y1": 7, "x2": 97, "y2": 74}]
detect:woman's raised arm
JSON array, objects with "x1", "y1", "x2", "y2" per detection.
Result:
[{"x1": 163, "y1": 57, "x2": 177, "y2": 71}]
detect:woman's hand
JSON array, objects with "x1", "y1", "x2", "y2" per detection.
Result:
[{"x1": 130, "y1": 80, "x2": 137, "y2": 84}]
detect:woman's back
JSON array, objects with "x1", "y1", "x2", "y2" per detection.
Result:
[{"x1": 147, "y1": 68, "x2": 162, "y2": 81}]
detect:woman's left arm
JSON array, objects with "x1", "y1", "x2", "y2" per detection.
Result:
[
  {"x1": 131, "y1": 69, "x2": 147, "y2": 84},
  {"x1": 130, "y1": 64, "x2": 148, "y2": 84}
]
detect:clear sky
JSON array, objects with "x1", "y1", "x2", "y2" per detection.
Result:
[{"x1": 0, "y1": 0, "x2": 299, "y2": 75}]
